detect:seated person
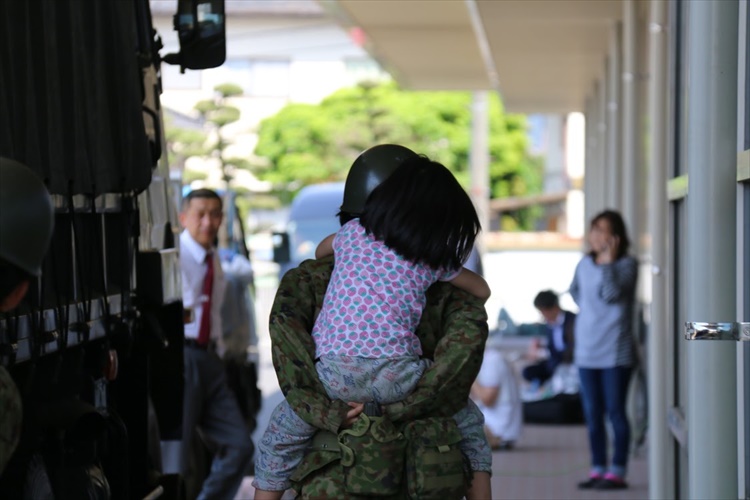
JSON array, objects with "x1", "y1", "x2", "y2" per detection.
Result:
[
  {"x1": 522, "y1": 290, "x2": 576, "y2": 387},
  {"x1": 471, "y1": 340, "x2": 523, "y2": 450}
]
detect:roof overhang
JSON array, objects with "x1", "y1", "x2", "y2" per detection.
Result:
[{"x1": 320, "y1": 0, "x2": 623, "y2": 113}]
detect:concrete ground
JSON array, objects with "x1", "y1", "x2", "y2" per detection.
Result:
[
  {"x1": 236, "y1": 251, "x2": 649, "y2": 499},
  {"x1": 236, "y1": 421, "x2": 649, "y2": 499}
]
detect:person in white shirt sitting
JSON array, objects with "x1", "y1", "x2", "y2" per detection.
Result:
[{"x1": 471, "y1": 339, "x2": 523, "y2": 450}]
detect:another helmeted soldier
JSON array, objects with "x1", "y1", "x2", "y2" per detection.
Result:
[{"x1": 0, "y1": 157, "x2": 55, "y2": 474}]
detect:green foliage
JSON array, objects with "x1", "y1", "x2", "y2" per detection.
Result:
[
  {"x1": 224, "y1": 157, "x2": 252, "y2": 171},
  {"x1": 165, "y1": 125, "x2": 209, "y2": 170},
  {"x1": 165, "y1": 83, "x2": 264, "y2": 232},
  {"x1": 212, "y1": 106, "x2": 241, "y2": 127},
  {"x1": 194, "y1": 99, "x2": 218, "y2": 115},
  {"x1": 192, "y1": 83, "x2": 248, "y2": 186},
  {"x1": 254, "y1": 82, "x2": 544, "y2": 229},
  {"x1": 182, "y1": 168, "x2": 208, "y2": 184},
  {"x1": 214, "y1": 82, "x2": 244, "y2": 98},
  {"x1": 236, "y1": 192, "x2": 280, "y2": 213}
]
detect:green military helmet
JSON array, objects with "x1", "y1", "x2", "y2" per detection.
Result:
[
  {"x1": 340, "y1": 144, "x2": 418, "y2": 215},
  {"x1": 0, "y1": 157, "x2": 54, "y2": 276}
]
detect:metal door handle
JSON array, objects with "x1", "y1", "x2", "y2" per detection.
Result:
[{"x1": 684, "y1": 322, "x2": 750, "y2": 341}]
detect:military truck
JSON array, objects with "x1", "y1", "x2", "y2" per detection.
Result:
[{"x1": 0, "y1": 0, "x2": 227, "y2": 497}]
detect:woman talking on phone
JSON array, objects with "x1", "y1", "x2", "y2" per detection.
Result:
[{"x1": 569, "y1": 210, "x2": 638, "y2": 491}]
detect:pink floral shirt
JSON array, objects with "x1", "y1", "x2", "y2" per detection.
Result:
[{"x1": 312, "y1": 220, "x2": 459, "y2": 359}]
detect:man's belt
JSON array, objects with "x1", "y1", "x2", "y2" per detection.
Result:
[{"x1": 184, "y1": 338, "x2": 216, "y2": 351}]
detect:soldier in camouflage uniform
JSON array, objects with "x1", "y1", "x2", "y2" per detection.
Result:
[
  {"x1": 0, "y1": 157, "x2": 55, "y2": 474},
  {"x1": 261, "y1": 145, "x2": 492, "y2": 499}
]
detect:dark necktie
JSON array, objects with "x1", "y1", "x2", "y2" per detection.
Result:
[{"x1": 197, "y1": 252, "x2": 214, "y2": 346}]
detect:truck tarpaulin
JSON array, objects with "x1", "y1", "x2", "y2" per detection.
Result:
[{"x1": 0, "y1": 0, "x2": 153, "y2": 196}]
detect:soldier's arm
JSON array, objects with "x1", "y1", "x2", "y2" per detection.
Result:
[
  {"x1": 269, "y1": 258, "x2": 350, "y2": 434},
  {"x1": 383, "y1": 283, "x2": 488, "y2": 423}
]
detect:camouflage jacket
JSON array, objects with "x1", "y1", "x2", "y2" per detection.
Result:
[{"x1": 270, "y1": 255, "x2": 489, "y2": 433}]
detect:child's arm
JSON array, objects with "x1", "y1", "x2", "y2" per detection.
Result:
[
  {"x1": 449, "y1": 268, "x2": 491, "y2": 302},
  {"x1": 314, "y1": 233, "x2": 336, "y2": 259}
]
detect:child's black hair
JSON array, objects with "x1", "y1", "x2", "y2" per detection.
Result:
[{"x1": 359, "y1": 155, "x2": 481, "y2": 271}]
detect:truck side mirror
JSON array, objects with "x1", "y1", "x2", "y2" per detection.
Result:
[
  {"x1": 163, "y1": 0, "x2": 226, "y2": 71},
  {"x1": 271, "y1": 231, "x2": 290, "y2": 265}
]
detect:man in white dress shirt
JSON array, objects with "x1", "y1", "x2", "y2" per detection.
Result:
[{"x1": 179, "y1": 188, "x2": 253, "y2": 499}]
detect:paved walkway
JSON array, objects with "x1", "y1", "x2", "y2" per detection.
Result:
[
  {"x1": 236, "y1": 421, "x2": 649, "y2": 499},
  {"x1": 489, "y1": 423, "x2": 648, "y2": 500},
  {"x1": 238, "y1": 269, "x2": 649, "y2": 500}
]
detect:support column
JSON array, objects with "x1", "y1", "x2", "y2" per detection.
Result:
[
  {"x1": 606, "y1": 22, "x2": 622, "y2": 210},
  {"x1": 587, "y1": 81, "x2": 607, "y2": 220},
  {"x1": 684, "y1": 1, "x2": 739, "y2": 499},
  {"x1": 598, "y1": 73, "x2": 608, "y2": 215},
  {"x1": 584, "y1": 94, "x2": 596, "y2": 225},
  {"x1": 544, "y1": 115, "x2": 565, "y2": 192},
  {"x1": 622, "y1": 1, "x2": 639, "y2": 249},
  {"x1": 565, "y1": 112, "x2": 586, "y2": 239},
  {"x1": 646, "y1": 1, "x2": 672, "y2": 498},
  {"x1": 470, "y1": 91, "x2": 490, "y2": 237},
  {"x1": 736, "y1": 2, "x2": 749, "y2": 495}
]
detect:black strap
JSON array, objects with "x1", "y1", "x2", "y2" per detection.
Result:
[
  {"x1": 49, "y1": 225, "x2": 70, "y2": 354},
  {"x1": 91, "y1": 193, "x2": 112, "y2": 341},
  {"x1": 67, "y1": 190, "x2": 92, "y2": 344}
]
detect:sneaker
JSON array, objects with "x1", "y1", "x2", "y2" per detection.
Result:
[
  {"x1": 577, "y1": 476, "x2": 603, "y2": 489},
  {"x1": 594, "y1": 473, "x2": 628, "y2": 490}
]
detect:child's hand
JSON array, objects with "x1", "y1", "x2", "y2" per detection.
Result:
[{"x1": 340, "y1": 402, "x2": 364, "y2": 429}]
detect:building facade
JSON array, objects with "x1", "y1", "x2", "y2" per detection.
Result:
[{"x1": 322, "y1": 1, "x2": 749, "y2": 498}]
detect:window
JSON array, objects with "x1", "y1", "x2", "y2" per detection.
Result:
[{"x1": 202, "y1": 59, "x2": 290, "y2": 97}]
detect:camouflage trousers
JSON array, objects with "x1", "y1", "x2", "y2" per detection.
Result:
[{"x1": 252, "y1": 355, "x2": 491, "y2": 492}]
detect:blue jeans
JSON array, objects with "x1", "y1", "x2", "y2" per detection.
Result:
[{"x1": 578, "y1": 366, "x2": 632, "y2": 473}]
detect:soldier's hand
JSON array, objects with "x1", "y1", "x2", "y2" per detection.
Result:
[{"x1": 341, "y1": 402, "x2": 364, "y2": 429}]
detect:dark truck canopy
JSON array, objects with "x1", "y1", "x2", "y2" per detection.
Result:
[{"x1": 0, "y1": 0, "x2": 153, "y2": 196}]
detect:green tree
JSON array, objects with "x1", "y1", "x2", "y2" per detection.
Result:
[
  {"x1": 165, "y1": 123, "x2": 209, "y2": 183},
  {"x1": 254, "y1": 81, "x2": 543, "y2": 229},
  {"x1": 165, "y1": 83, "x2": 269, "y2": 232},
  {"x1": 164, "y1": 83, "x2": 251, "y2": 187},
  {"x1": 195, "y1": 82, "x2": 252, "y2": 187}
]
